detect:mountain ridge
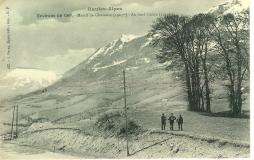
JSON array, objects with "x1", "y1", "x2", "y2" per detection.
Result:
[{"x1": 208, "y1": 0, "x2": 249, "y2": 15}]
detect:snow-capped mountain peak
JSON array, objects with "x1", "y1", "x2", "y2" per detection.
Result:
[
  {"x1": 86, "y1": 34, "x2": 143, "y2": 64},
  {"x1": 208, "y1": 0, "x2": 249, "y2": 15},
  {"x1": 119, "y1": 34, "x2": 142, "y2": 43},
  {"x1": 3, "y1": 68, "x2": 58, "y2": 86},
  {"x1": 0, "y1": 68, "x2": 60, "y2": 100}
]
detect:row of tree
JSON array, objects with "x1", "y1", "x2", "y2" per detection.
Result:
[{"x1": 150, "y1": 11, "x2": 249, "y2": 116}]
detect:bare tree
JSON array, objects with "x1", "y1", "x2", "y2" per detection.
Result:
[
  {"x1": 150, "y1": 14, "x2": 195, "y2": 110},
  {"x1": 150, "y1": 14, "x2": 214, "y2": 112},
  {"x1": 187, "y1": 14, "x2": 216, "y2": 112},
  {"x1": 210, "y1": 11, "x2": 249, "y2": 116}
]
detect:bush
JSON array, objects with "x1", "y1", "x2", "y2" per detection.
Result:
[
  {"x1": 95, "y1": 110, "x2": 121, "y2": 127},
  {"x1": 119, "y1": 120, "x2": 142, "y2": 135},
  {"x1": 95, "y1": 110, "x2": 143, "y2": 137}
]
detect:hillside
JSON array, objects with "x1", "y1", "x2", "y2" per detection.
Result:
[
  {"x1": 0, "y1": 34, "x2": 187, "y2": 127},
  {"x1": 1, "y1": 0, "x2": 249, "y2": 127},
  {"x1": 0, "y1": 33, "x2": 249, "y2": 139}
]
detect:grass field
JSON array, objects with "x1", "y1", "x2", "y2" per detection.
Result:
[{"x1": 130, "y1": 110, "x2": 249, "y2": 143}]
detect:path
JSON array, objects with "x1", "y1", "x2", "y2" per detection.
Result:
[{"x1": 0, "y1": 140, "x2": 82, "y2": 159}]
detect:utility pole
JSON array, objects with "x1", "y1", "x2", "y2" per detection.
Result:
[
  {"x1": 123, "y1": 70, "x2": 130, "y2": 156},
  {"x1": 11, "y1": 105, "x2": 15, "y2": 139},
  {"x1": 16, "y1": 104, "x2": 18, "y2": 138}
]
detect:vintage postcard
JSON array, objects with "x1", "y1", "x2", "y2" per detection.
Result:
[{"x1": 0, "y1": 0, "x2": 250, "y2": 159}]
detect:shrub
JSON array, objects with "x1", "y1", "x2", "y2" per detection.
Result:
[
  {"x1": 95, "y1": 110, "x2": 143, "y2": 137},
  {"x1": 119, "y1": 120, "x2": 142, "y2": 135}
]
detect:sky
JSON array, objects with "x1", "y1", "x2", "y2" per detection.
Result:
[{"x1": 0, "y1": 0, "x2": 229, "y2": 74}]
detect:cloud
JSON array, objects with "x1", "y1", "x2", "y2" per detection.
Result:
[
  {"x1": 43, "y1": 48, "x2": 95, "y2": 73},
  {"x1": 14, "y1": 48, "x2": 95, "y2": 74},
  {"x1": 2, "y1": 0, "x2": 229, "y2": 24}
]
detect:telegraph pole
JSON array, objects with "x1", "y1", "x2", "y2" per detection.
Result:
[
  {"x1": 123, "y1": 70, "x2": 130, "y2": 156},
  {"x1": 11, "y1": 105, "x2": 15, "y2": 139},
  {"x1": 16, "y1": 104, "x2": 18, "y2": 138}
]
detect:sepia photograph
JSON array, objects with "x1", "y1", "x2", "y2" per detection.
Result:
[{"x1": 0, "y1": 0, "x2": 251, "y2": 159}]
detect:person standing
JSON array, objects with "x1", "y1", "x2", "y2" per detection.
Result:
[
  {"x1": 168, "y1": 113, "x2": 176, "y2": 131},
  {"x1": 161, "y1": 113, "x2": 166, "y2": 130},
  {"x1": 177, "y1": 114, "x2": 183, "y2": 131}
]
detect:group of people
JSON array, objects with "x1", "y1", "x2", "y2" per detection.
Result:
[{"x1": 161, "y1": 113, "x2": 183, "y2": 131}]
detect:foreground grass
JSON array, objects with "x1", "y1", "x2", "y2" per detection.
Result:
[{"x1": 130, "y1": 110, "x2": 250, "y2": 143}]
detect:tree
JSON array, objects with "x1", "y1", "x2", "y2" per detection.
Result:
[
  {"x1": 150, "y1": 10, "x2": 249, "y2": 116},
  {"x1": 150, "y1": 14, "x2": 195, "y2": 110},
  {"x1": 187, "y1": 14, "x2": 216, "y2": 112},
  {"x1": 210, "y1": 11, "x2": 249, "y2": 115},
  {"x1": 150, "y1": 14, "x2": 214, "y2": 112}
]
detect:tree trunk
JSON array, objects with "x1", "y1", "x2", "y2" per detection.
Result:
[
  {"x1": 184, "y1": 63, "x2": 193, "y2": 111},
  {"x1": 200, "y1": 89, "x2": 205, "y2": 111},
  {"x1": 202, "y1": 43, "x2": 211, "y2": 113}
]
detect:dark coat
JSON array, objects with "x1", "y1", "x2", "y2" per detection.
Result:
[
  {"x1": 177, "y1": 116, "x2": 183, "y2": 124},
  {"x1": 168, "y1": 116, "x2": 176, "y2": 124},
  {"x1": 161, "y1": 115, "x2": 166, "y2": 124}
]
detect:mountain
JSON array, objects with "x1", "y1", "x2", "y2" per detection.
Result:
[
  {"x1": 0, "y1": 34, "x2": 188, "y2": 125},
  {"x1": 0, "y1": 0, "x2": 249, "y2": 126},
  {"x1": 208, "y1": 0, "x2": 249, "y2": 15},
  {"x1": 0, "y1": 68, "x2": 59, "y2": 101}
]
